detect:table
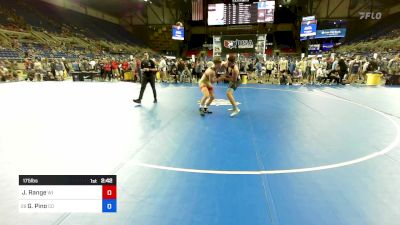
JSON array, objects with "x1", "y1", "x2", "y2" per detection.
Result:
[{"x1": 71, "y1": 71, "x2": 98, "y2": 81}]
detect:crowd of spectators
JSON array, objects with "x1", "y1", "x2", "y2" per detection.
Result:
[
  {"x1": 0, "y1": 0, "x2": 399, "y2": 85},
  {"x1": 1, "y1": 52, "x2": 399, "y2": 86},
  {"x1": 239, "y1": 53, "x2": 400, "y2": 85}
]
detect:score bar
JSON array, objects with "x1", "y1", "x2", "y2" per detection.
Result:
[{"x1": 19, "y1": 175, "x2": 117, "y2": 213}]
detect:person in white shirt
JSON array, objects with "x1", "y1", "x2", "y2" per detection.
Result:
[
  {"x1": 278, "y1": 57, "x2": 288, "y2": 84},
  {"x1": 309, "y1": 56, "x2": 319, "y2": 84},
  {"x1": 0, "y1": 65, "x2": 9, "y2": 82},
  {"x1": 89, "y1": 60, "x2": 96, "y2": 70},
  {"x1": 33, "y1": 59, "x2": 43, "y2": 81},
  {"x1": 320, "y1": 58, "x2": 327, "y2": 71},
  {"x1": 279, "y1": 57, "x2": 288, "y2": 74},
  {"x1": 158, "y1": 56, "x2": 167, "y2": 82},
  {"x1": 316, "y1": 67, "x2": 325, "y2": 84},
  {"x1": 266, "y1": 58, "x2": 275, "y2": 82},
  {"x1": 361, "y1": 59, "x2": 370, "y2": 83}
]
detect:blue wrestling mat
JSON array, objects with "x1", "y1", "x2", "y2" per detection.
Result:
[{"x1": 0, "y1": 82, "x2": 399, "y2": 225}]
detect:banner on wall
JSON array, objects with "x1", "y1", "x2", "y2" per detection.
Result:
[
  {"x1": 315, "y1": 28, "x2": 346, "y2": 39},
  {"x1": 220, "y1": 35, "x2": 257, "y2": 53},
  {"x1": 308, "y1": 44, "x2": 320, "y2": 51},
  {"x1": 213, "y1": 36, "x2": 222, "y2": 57}
]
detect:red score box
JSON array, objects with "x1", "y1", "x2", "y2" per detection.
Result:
[{"x1": 102, "y1": 185, "x2": 117, "y2": 199}]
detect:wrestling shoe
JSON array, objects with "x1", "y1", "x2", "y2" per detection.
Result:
[{"x1": 230, "y1": 108, "x2": 240, "y2": 117}]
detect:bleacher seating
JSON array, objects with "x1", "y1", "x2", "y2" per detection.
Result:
[
  {"x1": 1, "y1": 0, "x2": 144, "y2": 45},
  {"x1": 0, "y1": 49, "x2": 20, "y2": 59},
  {"x1": 348, "y1": 12, "x2": 400, "y2": 44}
]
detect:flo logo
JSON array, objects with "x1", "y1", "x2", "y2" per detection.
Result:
[
  {"x1": 224, "y1": 40, "x2": 236, "y2": 49},
  {"x1": 359, "y1": 12, "x2": 382, "y2": 20},
  {"x1": 198, "y1": 99, "x2": 241, "y2": 106}
]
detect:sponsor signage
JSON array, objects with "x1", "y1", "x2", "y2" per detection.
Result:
[
  {"x1": 221, "y1": 35, "x2": 257, "y2": 53},
  {"x1": 172, "y1": 25, "x2": 184, "y2": 40},
  {"x1": 315, "y1": 28, "x2": 346, "y2": 39},
  {"x1": 308, "y1": 44, "x2": 320, "y2": 51},
  {"x1": 322, "y1": 43, "x2": 334, "y2": 51}
]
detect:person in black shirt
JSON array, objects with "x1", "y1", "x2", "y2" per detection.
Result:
[
  {"x1": 338, "y1": 57, "x2": 348, "y2": 84},
  {"x1": 133, "y1": 52, "x2": 158, "y2": 104}
]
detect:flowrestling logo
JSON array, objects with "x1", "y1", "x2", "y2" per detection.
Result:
[
  {"x1": 359, "y1": 12, "x2": 382, "y2": 19},
  {"x1": 223, "y1": 39, "x2": 254, "y2": 49}
]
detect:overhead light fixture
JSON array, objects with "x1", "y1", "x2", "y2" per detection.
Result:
[{"x1": 279, "y1": 5, "x2": 282, "y2": 7}]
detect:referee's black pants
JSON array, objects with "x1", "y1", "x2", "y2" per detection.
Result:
[{"x1": 138, "y1": 74, "x2": 157, "y2": 100}]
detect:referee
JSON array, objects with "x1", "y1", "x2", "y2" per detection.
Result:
[{"x1": 133, "y1": 52, "x2": 158, "y2": 104}]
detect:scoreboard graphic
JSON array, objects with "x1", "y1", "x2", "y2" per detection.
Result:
[{"x1": 19, "y1": 175, "x2": 117, "y2": 213}]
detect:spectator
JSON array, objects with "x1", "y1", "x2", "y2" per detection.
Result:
[
  {"x1": 89, "y1": 59, "x2": 96, "y2": 71},
  {"x1": 158, "y1": 56, "x2": 167, "y2": 82},
  {"x1": 316, "y1": 66, "x2": 326, "y2": 84},
  {"x1": 306, "y1": 57, "x2": 312, "y2": 81},
  {"x1": 62, "y1": 58, "x2": 71, "y2": 76},
  {"x1": 33, "y1": 59, "x2": 43, "y2": 81},
  {"x1": 72, "y1": 60, "x2": 80, "y2": 72},
  {"x1": 54, "y1": 59, "x2": 65, "y2": 81},
  {"x1": 387, "y1": 54, "x2": 400, "y2": 85},
  {"x1": 310, "y1": 56, "x2": 319, "y2": 85},
  {"x1": 111, "y1": 59, "x2": 120, "y2": 81},
  {"x1": 289, "y1": 59, "x2": 296, "y2": 76},
  {"x1": 292, "y1": 68, "x2": 303, "y2": 84},
  {"x1": 266, "y1": 58, "x2": 275, "y2": 82},
  {"x1": 136, "y1": 57, "x2": 141, "y2": 82},
  {"x1": 103, "y1": 60, "x2": 112, "y2": 81},
  {"x1": 10, "y1": 60, "x2": 19, "y2": 81},
  {"x1": 254, "y1": 59, "x2": 263, "y2": 83},
  {"x1": 0, "y1": 64, "x2": 10, "y2": 82},
  {"x1": 347, "y1": 56, "x2": 362, "y2": 84},
  {"x1": 194, "y1": 60, "x2": 204, "y2": 82},
  {"x1": 129, "y1": 57, "x2": 137, "y2": 82},
  {"x1": 42, "y1": 58, "x2": 53, "y2": 81},
  {"x1": 121, "y1": 60, "x2": 130, "y2": 81},
  {"x1": 338, "y1": 57, "x2": 348, "y2": 84},
  {"x1": 177, "y1": 59, "x2": 185, "y2": 83},
  {"x1": 81, "y1": 59, "x2": 91, "y2": 71},
  {"x1": 378, "y1": 57, "x2": 388, "y2": 75},
  {"x1": 279, "y1": 57, "x2": 289, "y2": 79}
]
